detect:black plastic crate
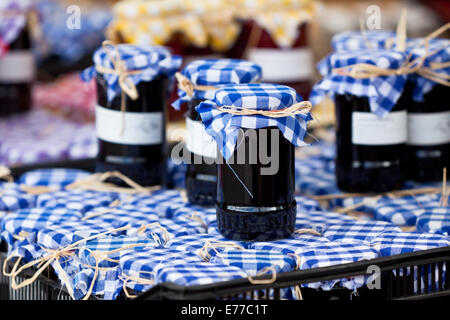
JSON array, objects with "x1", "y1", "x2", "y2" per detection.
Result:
[{"x1": 0, "y1": 242, "x2": 8, "y2": 300}]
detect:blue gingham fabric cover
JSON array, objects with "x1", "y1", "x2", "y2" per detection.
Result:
[
  {"x1": 196, "y1": 83, "x2": 313, "y2": 160},
  {"x1": 310, "y1": 49, "x2": 408, "y2": 117},
  {"x1": 331, "y1": 30, "x2": 396, "y2": 52},
  {"x1": 0, "y1": 0, "x2": 32, "y2": 56},
  {"x1": 81, "y1": 43, "x2": 182, "y2": 102},
  {"x1": 0, "y1": 183, "x2": 36, "y2": 211},
  {"x1": 416, "y1": 207, "x2": 450, "y2": 236},
  {"x1": 17, "y1": 169, "x2": 91, "y2": 187},
  {"x1": 172, "y1": 59, "x2": 262, "y2": 110},
  {"x1": 323, "y1": 220, "x2": 402, "y2": 243},
  {"x1": 405, "y1": 38, "x2": 450, "y2": 102}
]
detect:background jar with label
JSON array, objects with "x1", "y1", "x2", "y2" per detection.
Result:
[
  {"x1": 95, "y1": 73, "x2": 168, "y2": 187},
  {"x1": 335, "y1": 93, "x2": 408, "y2": 193},
  {"x1": 0, "y1": 25, "x2": 34, "y2": 117}
]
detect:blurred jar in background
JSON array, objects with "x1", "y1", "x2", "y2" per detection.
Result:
[
  {"x1": 0, "y1": 1, "x2": 35, "y2": 117},
  {"x1": 232, "y1": 0, "x2": 315, "y2": 99}
]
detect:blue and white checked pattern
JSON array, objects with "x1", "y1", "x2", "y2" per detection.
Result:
[
  {"x1": 17, "y1": 169, "x2": 91, "y2": 187},
  {"x1": 166, "y1": 158, "x2": 187, "y2": 189},
  {"x1": 119, "y1": 248, "x2": 202, "y2": 293},
  {"x1": 0, "y1": 183, "x2": 36, "y2": 211},
  {"x1": 373, "y1": 194, "x2": 444, "y2": 226},
  {"x1": 196, "y1": 83, "x2": 312, "y2": 160},
  {"x1": 81, "y1": 43, "x2": 182, "y2": 102},
  {"x1": 79, "y1": 236, "x2": 159, "y2": 269},
  {"x1": 210, "y1": 249, "x2": 297, "y2": 276},
  {"x1": 331, "y1": 30, "x2": 396, "y2": 52},
  {"x1": 0, "y1": 0, "x2": 31, "y2": 57},
  {"x1": 1, "y1": 208, "x2": 81, "y2": 247},
  {"x1": 295, "y1": 195, "x2": 323, "y2": 212},
  {"x1": 83, "y1": 205, "x2": 160, "y2": 228},
  {"x1": 295, "y1": 210, "x2": 356, "y2": 233},
  {"x1": 155, "y1": 262, "x2": 247, "y2": 287},
  {"x1": 36, "y1": 220, "x2": 118, "y2": 250},
  {"x1": 166, "y1": 234, "x2": 248, "y2": 253},
  {"x1": 406, "y1": 38, "x2": 450, "y2": 101},
  {"x1": 248, "y1": 234, "x2": 332, "y2": 253},
  {"x1": 296, "y1": 242, "x2": 380, "y2": 290},
  {"x1": 125, "y1": 190, "x2": 185, "y2": 218},
  {"x1": 36, "y1": 189, "x2": 117, "y2": 214},
  {"x1": 371, "y1": 232, "x2": 450, "y2": 257},
  {"x1": 74, "y1": 266, "x2": 122, "y2": 300},
  {"x1": 310, "y1": 49, "x2": 408, "y2": 117},
  {"x1": 172, "y1": 59, "x2": 262, "y2": 110},
  {"x1": 416, "y1": 207, "x2": 450, "y2": 236},
  {"x1": 295, "y1": 169, "x2": 339, "y2": 196},
  {"x1": 323, "y1": 220, "x2": 402, "y2": 243}
]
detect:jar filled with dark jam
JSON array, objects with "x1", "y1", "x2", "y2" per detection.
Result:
[
  {"x1": 217, "y1": 127, "x2": 297, "y2": 241},
  {"x1": 335, "y1": 93, "x2": 407, "y2": 193},
  {"x1": 406, "y1": 84, "x2": 450, "y2": 182},
  {"x1": 95, "y1": 74, "x2": 169, "y2": 187},
  {"x1": 195, "y1": 83, "x2": 312, "y2": 241},
  {"x1": 0, "y1": 22, "x2": 34, "y2": 117},
  {"x1": 185, "y1": 97, "x2": 218, "y2": 206},
  {"x1": 175, "y1": 59, "x2": 262, "y2": 206}
]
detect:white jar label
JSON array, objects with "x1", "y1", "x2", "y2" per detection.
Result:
[
  {"x1": 247, "y1": 47, "x2": 314, "y2": 82},
  {"x1": 96, "y1": 105, "x2": 163, "y2": 145},
  {"x1": 186, "y1": 118, "x2": 217, "y2": 158},
  {"x1": 352, "y1": 110, "x2": 407, "y2": 145},
  {"x1": 0, "y1": 50, "x2": 35, "y2": 83},
  {"x1": 408, "y1": 111, "x2": 450, "y2": 146}
]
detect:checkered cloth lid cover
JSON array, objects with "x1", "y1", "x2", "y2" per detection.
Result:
[
  {"x1": 331, "y1": 30, "x2": 396, "y2": 52},
  {"x1": 0, "y1": 182, "x2": 36, "y2": 211},
  {"x1": 405, "y1": 38, "x2": 450, "y2": 102},
  {"x1": 323, "y1": 220, "x2": 402, "y2": 243},
  {"x1": 0, "y1": 0, "x2": 32, "y2": 57},
  {"x1": 416, "y1": 207, "x2": 450, "y2": 236},
  {"x1": 17, "y1": 168, "x2": 91, "y2": 187},
  {"x1": 310, "y1": 49, "x2": 408, "y2": 117},
  {"x1": 196, "y1": 83, "x2": 312, "y2": 160},
  {"x1": 371, "y1": 232, "x2": 450, "y2": 257},
  {"x1": 209, "y1": 249, "x2": 297, "y2": 276},
  {"x1": 81, "y1": 43, "x2": 182, "y2": 102},
  {"x1": 172, "y1": 59, "x2": 262, "y2": 110},
  {"x1": 155, "y1": 262, "x2": 248, "y2": 286}
]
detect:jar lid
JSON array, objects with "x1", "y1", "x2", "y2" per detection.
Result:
[
  {"x1": 196, "y1": 83, "x2": 312, "y2": 160},
  {"x1": 81, "y1": 42, "x2": 181, "y2": 102},
  {"x1": 172, "y1": 59, "x2": 262, "y2": 110},
  {"x1": 405, "y1": 38, "x2": 450, "y2": 102},
  {"x1": 311, "y1": 49, "x2": 408, "y2": 117},
  {"x1": 332, "y1": 30, "x2": 397, "y2": 52}
]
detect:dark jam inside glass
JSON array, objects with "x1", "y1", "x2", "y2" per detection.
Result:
[
  {"x1": 406, "y1": 84, "x2": 450, "y2": 182},
  {"x1": 335, "y1": 94, "x2": 407, "y2": 193},
  {"x1": 96, "y1": 74, "x2": 168, "y2": 187},
  {"x1": 217, "y1": 127, "x2": 296, "y2": 241},
  {"x1": 185, "y1": 98, "x2": 217, "y2": 206},
  {"x1": 0, "y1": 25, "x2": 33, "y2": 117}
]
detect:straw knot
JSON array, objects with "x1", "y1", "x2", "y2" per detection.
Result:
[
  {"x1": 175, "y1": 72, "x2": 218, "y2": 98},
  {"x1": 215, "y1": 101, "x2": 312, "y2": 119}
]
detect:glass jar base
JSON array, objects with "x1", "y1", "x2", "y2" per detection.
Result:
[
  {"x1": 96, "y1": 160, "x2": 164, "y2": 187},
  {"x1": 185, "y1": 175, "x2": 216, "y2": 206},
  {"x1": 216, "y1": 203, "x2": 296, "y2": 241}
]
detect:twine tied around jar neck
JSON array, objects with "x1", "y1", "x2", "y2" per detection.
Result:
[
  {"x1": 332, "y1": 22, "x2": 450, "y2": 87},
  {"x1": 136, "y1": 222, "x2": 170, "y2": 247},
  {"x1": 119, "y1": 271, "x2": 155, "y2": 299},
  {"x1": 197, "y1": 240, "x2": 245, "y2": 262},
  {"x1": 95, "y1": 40, "x2": 142, "y2": 136},
  {"x1": 175, "y1": 72, "x2": 219, "y2": 98},
  {"x1": 215, "y1": 101, "x2": 312, "y2": 118}
]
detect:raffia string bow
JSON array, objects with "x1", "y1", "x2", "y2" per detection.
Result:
[
  {"x1": 175, "y1": 72, "x2": 219, "y2": 98},
  {"x1": 333, "y1": 22, "x2": 450, "y2": 87},
  {"x1": 95, "y1": 40, "x2": 141, "y2": 136},
  {"x1": 0, "y1": 166, "x2": 13, "y2": 183},
  {"x1": 215, "y1": 101, "x2": 312, "y2": 118}
]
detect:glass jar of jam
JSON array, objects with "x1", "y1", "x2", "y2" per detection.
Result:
[
  {"x1": 195, "y1": 83, "x2": 312, "y2": 241},
  {"x1": 83, "y1": 43, "x2": 181, "y2": 187},
  {"x1": 175, "y1": 59, "x2": 262, "y2": 206},
  {"x1": 406, "y1": 84, "x2": 450, "y2": 182},
  {"x1": 95, "y1": 73, "x2": 169, "y2": 187},
  {"x1": 0, "y1": 22, "x2": 34, "y2": 117},
  {"x1": 335, "y1": 93, "x2": 407, "y2": 192}
]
